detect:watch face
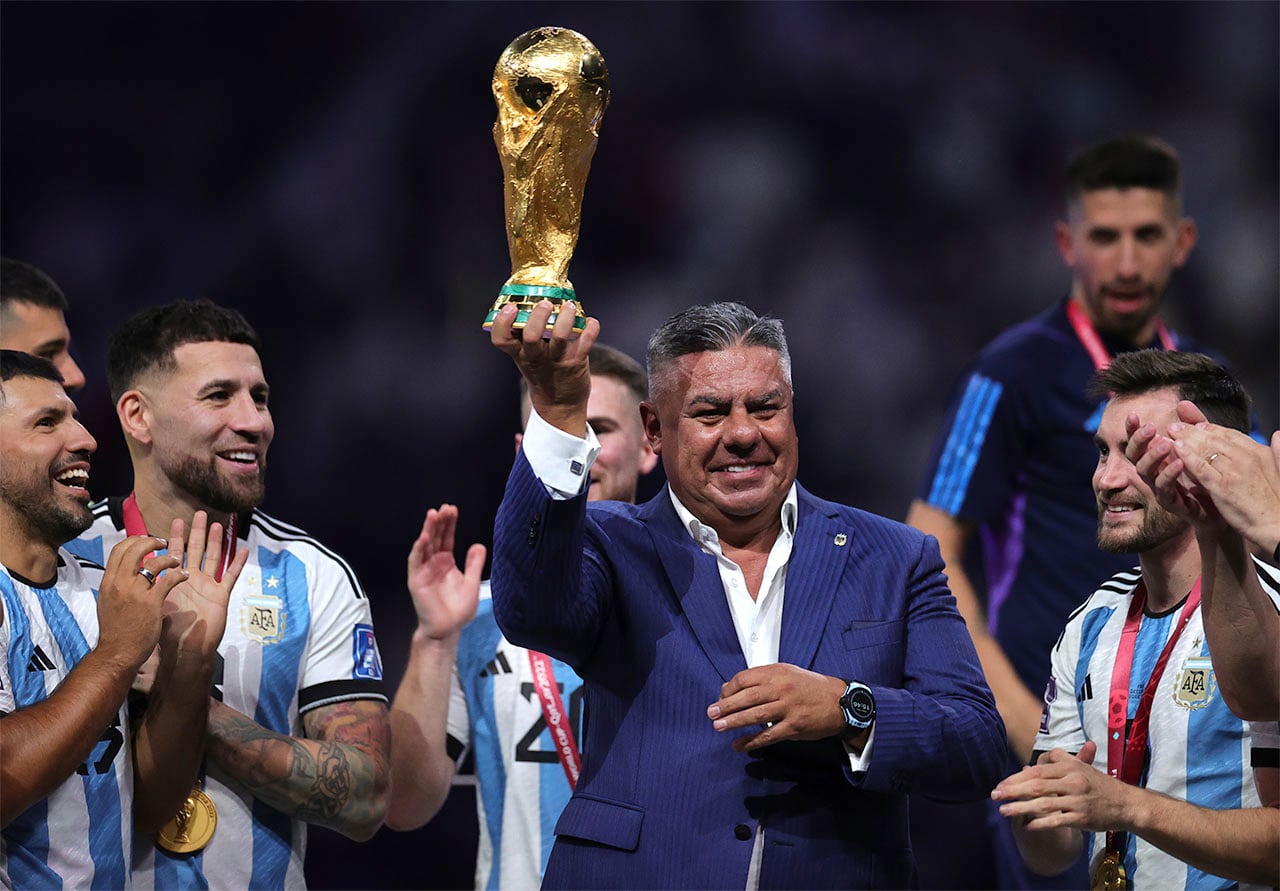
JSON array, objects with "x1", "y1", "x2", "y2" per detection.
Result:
[
  {"x1": 842, "y1": 684, "x2": 875, "y2": 728},
  {"x1": 848, "y1": 689, "x2": 874, "y2": 722}
]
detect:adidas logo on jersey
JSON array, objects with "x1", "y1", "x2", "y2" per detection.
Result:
[
  {"x1": 1077, "y1": 673, "x2": 1093, "y2": 703},
  {"x1": 480, "y1": 650, "x2": 513, "y2": 678},
  {"x1": 27, "y1": 644, "x2": 56, "y2": 672}
]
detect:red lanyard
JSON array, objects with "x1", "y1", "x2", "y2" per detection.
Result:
[
  {"x1": 1066, "y1": 300, "x2": 1176, "y2": 372},
  {"x1": 1103, "y1": 577, "x2": 1201, "y2": 853},
  {"x1": 122, "y1": 493, "x2": 238, "y2": 582},
  {"x1": 528, "y1": 650, "x2": 582, "y2": 789}
]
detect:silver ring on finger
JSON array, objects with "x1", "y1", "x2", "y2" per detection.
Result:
[{"x1": 137, "y1": 566, "x2": 158, "y2": 586}]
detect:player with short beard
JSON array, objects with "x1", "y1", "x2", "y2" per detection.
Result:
[
  {"x1": 64, "y1": 300, "x2": 390, "y2": 890},
  {"x1": 0, "y1": 420, "x2": 95, "y2": 546},
  {"x1": 1, "y1": 349, "x2": 239, "y2": 888},
  {"x1": 994, "y1": 350, "x2": 1279, "y2": 889},
  {"x1": 1095, "y1": 462, "x2": 1187, "y2": 555}
]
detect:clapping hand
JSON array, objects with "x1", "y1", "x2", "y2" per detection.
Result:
[
  {"x1": 992, "y1": 741, "x2": 1136, "y2": 833},
  {"x1": 160, "y1": 512, "x2": 247, "y2": 659},
  {"x1": 407, "y1": 504, "x2": 486, "y2": 641},
  {"x1": 96, "y1": 534, "x2": 186, "y2": 673},
  {"x1": 1126, "y1": 401, "x2": 1280, "y2": 551}
]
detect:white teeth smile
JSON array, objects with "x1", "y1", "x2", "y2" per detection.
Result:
[
  {"x1": 223, "y1": 451, "x2": 256, "y2": 463},
  {"x1": 55, "y1": 468, "x2": 89, "y2": 487},
  {"x1": 723, "y1": 466, "x2": 752, "y2": 473}
]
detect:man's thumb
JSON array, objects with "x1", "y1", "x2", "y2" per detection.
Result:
[{"x1": 1077, "y1": 739, "x2": 1098, "y2": 765}]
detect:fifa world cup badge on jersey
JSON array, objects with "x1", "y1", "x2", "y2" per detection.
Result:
[
  {"x1": 353, "y1": 624, "x2": 383, "y2": 680},
  {"x1": 1172, "y1": 656, "x2": 1215, "y2": 710},
  {"x1": 243, "y1": 592, "x2": 286, "y2": 644}
]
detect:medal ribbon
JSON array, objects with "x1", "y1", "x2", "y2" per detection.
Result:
[
  {"x1": 122, "y1": 493, "x2": 238, "y2": 581},
  {"x1": 1066, "y1": 300, "x2": 1176, "y2": 372},
  {"x1": 528, "y1": 650, "x2": 582, "y2": 789},
  {"x1": 1103, "y1": 577, "x2": 1201, "y2": 856}
]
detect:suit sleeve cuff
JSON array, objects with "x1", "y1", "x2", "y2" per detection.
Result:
[{"x1": 522, "y1": 408, "x2": 602, "y2": 499}]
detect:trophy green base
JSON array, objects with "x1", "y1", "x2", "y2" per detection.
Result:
[{"x1": 483, "y1": 284, "x2": 587, "y2": 334}]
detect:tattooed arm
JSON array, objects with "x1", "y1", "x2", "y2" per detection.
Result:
[{"x1": 204, "y1": 698, "x2": 390, "y2": 840}]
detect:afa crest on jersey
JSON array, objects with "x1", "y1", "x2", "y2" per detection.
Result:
[
  {"x1": 1172, "y1": 656, "x2": 1216, "y2": 710},
  {"x1": 243, "y1": 592, "x2": 286, "y2": 644}
]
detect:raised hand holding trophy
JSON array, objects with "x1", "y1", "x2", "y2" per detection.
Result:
[{"x1": 482, "y1": 27, "x2": 609, "y2": 334}]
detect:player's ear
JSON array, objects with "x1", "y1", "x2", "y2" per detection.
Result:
[
  {"x1": 640, "y1": 402, "x2": 662, "y2": 455},
  {"x1": 1171, "y1": 217, "x2": 1197, "y2": 268},
  {"x1": 117, "y1": 389, "x2": 154, "y2": 446},
  {"x1": 1053, "y1": 220, "x2": 1075, "y2": 268}
]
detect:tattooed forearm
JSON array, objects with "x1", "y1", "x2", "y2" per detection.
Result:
[
  {"x1": 205, "y1": 699, "x2": 389, "y2": 840},
  {"x1": 302, "y1": 742, "x2": 350, "y2": 821}
]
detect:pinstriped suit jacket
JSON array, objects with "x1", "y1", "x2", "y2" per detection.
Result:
[{"x1": 492, "y1": 454, "x2": 1005, "y2": 889}]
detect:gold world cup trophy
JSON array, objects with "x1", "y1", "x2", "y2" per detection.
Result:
[{"x1": 482, "y1": 27, "x2": 609, "y2": 334}]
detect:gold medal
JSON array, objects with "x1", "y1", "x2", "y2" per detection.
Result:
[
  {"x1": 1091, "y1": 851, "x2": 1126, "y2": 890},
  {"x1": 156, "y1": 786, "x2": 217, "y2": 854}
]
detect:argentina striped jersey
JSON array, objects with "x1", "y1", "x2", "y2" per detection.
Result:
[
  {"x1": 65, "y1": 499, "x2": 387, "y2": 890},
  {"x1": 1034, "y1": 560, "x2": 1280, "y2": 890},
  {"x1": 448, "y1": 583, "x2": 583, "y2": 891},
  {"x1": 0, "y1": 551, "x2": 134, "y2": 889}
]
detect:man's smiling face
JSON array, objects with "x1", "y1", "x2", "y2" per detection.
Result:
[
  {"x1": 1093, "y1": 387, "x2": 1188, "y2": 554},
  {"x1": 643, "y1": 344, "x2": 797, "y2": 542}
]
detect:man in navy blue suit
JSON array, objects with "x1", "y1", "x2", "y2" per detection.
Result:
[{"x1": 488, "y1": 299, "x2": 1006, "y2": 889}]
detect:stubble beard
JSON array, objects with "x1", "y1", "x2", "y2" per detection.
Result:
[
  {"x1": 1092, "y1": 285, "x2": 1161, "y2": 340},
  {"x1": 165, "y1": 454, "x2": 265, "y2": 514},
  {"x1": 0, "y1": 475, "x2": 94, "y2": 548},
  {"x1": 1096, "y1": 501, "x2": 1187, "y2": 554}
]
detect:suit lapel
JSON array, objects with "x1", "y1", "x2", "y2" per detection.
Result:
[
  {"x1": 640, "y1": 490, "x2": 748, "y2": 684},
  {"x1": 778, "y1": 488, "x2": 849, "y2": 669}
]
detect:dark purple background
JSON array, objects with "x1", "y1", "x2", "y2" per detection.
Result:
[{"x1": 3, "y1": 3, "x2": 1276, "y2": 887}]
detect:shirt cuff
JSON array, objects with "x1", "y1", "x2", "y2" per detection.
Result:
[
  {"x1": 844, "y1": 723, "x2": 875, "y2": 774},
  {"x1": 522, "y1": 407, "x2": 602, "y2": 500}
]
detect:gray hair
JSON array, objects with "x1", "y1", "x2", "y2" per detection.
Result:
[{"x1": 646, "y1": 302, "x2": 791, "y2": 398}]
